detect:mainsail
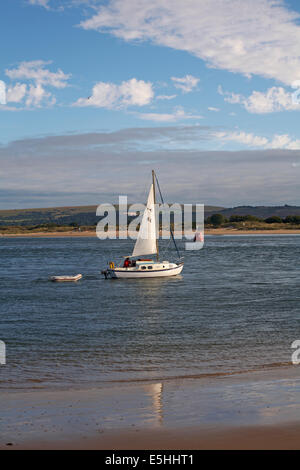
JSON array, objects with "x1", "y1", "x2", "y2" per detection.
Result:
[{"x1": 132, "y1": 183, "x2": 157, "y2": 257}]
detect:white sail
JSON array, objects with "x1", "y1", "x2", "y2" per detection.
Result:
[{"x1": 132, "y1": 183, "x2": 157, "y2": 257}]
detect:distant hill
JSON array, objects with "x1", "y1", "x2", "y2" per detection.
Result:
[
  {"x1": 206, "y1": 205, "x2": 300, "y2": 219},
  {"x1": 0, "y1": 204, "x2": 223, "y2": 226},
  {"x1": 1, "y1": 204, "x2": 300, "y2": 226},
  {"x1": 0, "y1": 206, "x2": 100, "y2": 227}
]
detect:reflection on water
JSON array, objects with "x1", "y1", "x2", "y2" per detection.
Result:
[
  {"x1": 125, "y1": 276, "x2": 183, "y2": 317},
  {"x1": 143, "y1": 383, "x2": 163, "y2": 426}
]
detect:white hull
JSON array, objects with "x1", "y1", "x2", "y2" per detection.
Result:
[
  {"x1": 50, "y1": 274, "x2": 82, "y2": 282},
  {"x1": 105, "y1": 263, "x2": 183, "y2": 279}
]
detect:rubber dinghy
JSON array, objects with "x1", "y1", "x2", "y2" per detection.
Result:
[{"x1": 50, "y1": 274, "x2": 82, "y2": 282}]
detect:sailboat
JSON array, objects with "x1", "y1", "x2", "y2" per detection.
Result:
[{"x1": 102, "y1": 170, "x2": 184, "y2": 279}]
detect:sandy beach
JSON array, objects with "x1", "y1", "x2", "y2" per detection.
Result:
[
  {"x1": 2, "y1": 228, "x2": 300, "y2": 237},
  {"x1": 2, "y1": 365, "x2": 300, "y2": 450},
  {"x1": 6, "y1": 422, "x2": 300, "y2": 450}
]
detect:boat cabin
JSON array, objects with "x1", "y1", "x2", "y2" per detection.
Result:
[{"x1": 122, "y1": 259, "x2": 171, "y2": 271}]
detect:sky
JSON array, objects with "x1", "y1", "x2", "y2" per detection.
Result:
[{"x1": 1, "y1": 0, "x2": 300, "y2": 209}]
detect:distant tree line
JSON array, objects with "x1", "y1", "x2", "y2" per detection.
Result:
[
  {"x1": 1, "y1": 212, "x2": 300, "y2": 231},
  {"x1": 205, "y1": 214, "x2": 300, "y2": 227}
]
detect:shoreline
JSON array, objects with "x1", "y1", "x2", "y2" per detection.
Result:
[
  {"x1": 2, "y1": 228, "x2": 300, "y2": 237},
  {"x1": 2, "y1": 365, "x2": 300, "y2": 450}
]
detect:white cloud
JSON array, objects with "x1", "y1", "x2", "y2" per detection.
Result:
[
  {"x1": 156, "y1": 94, "x2": 177, "y2": 100},
  {"x1": 218, "y1": 85, "x2": 241, "y2": 104},
  {"x1": 215, "y1": 130, "x2": 300, "y2": 149},
  {"x1": 208, "y1": 107, "x2": 220, "y2": 112},
  {"x1": 6, "y1": 83, "x2": 27, "y2": 103},
  {"x1": 3, "y1": 60, "x2": 71, "y2": 109},
  {"x1": 79, "y1": 0, "x2": 300, "y2": 85},
  {"x1": 269, "y1": 134, "x2": 300, "y2": 150},
  {"x1": 74, "y1": 78, "x2": 154, "y2": 108},
  {"x1": 215, "y1": 131, "x2": 269, "y2": 148},
  {"x1": 6, "y1": 61, "x2": 70, "y2": 89},
  {"x1": 219, "y1": 85, "x2": 300, "y2": 113},
  {"x1": 28, "y1": 0, "x2": 50, "y2": 7},
  {"x1": 25, "y1": 84, "x2": 53, "y2": 107},
  {"x1": 120, "y1": 78, "x2": 153, "y2": 106},
  {"x1": 137, "y1": 106, "x2": 202, "y2": 122},
  {"x1": 171, "y1": 75, "x2": 199, "y2": 93}
]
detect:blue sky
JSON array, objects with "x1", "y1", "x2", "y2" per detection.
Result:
[{"x1": 1, "y1": 0, "x2": 300, "y2": 208}]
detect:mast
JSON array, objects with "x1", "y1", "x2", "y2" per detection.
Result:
[
  {"x1": 154, "y1": 171, "x2": 181, "y2": 261},
  {"x1": 152, "y1": 169, "x2": 159, "y2": 261}
]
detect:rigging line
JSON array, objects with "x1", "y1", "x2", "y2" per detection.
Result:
[
  {"x1": 154, "y1": 173, "x2": 181, "y2": 260},
  {"x1": 160, "y1": 237, "x2": 172, "y2": 258}
]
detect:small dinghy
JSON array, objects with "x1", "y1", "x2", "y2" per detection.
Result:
[{"x1": 50, "y1": 274, "x2": 82, "y2": 282}]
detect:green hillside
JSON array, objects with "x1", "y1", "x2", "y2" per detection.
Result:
[
  {"x1": 208, "y1": 205, "x2": 300, "y2": 219},
  {"x1": 0, "y1": 204, "x2": 224, "y2": 227},
  {"x1": 1, "y1": 204, "x2": 300, "y2": 228}
]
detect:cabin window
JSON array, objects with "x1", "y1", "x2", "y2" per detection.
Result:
[
  {"x1": 148, "y1": 266, "x2": 153, "y2": 269},
  {"x1": 141, "y1": 266, "x2": 146, "y2": 270}
]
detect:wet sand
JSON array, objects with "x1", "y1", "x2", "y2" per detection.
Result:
[
  {"x1": 7, "y1": 423, "x2": 300, "y2": 450},
  {"x1": 2, "y1": 365, "x2": 300, "y2": 450}
]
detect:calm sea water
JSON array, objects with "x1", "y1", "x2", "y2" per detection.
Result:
[{"x1": 0, "y1": 235, "x2": 299, "y2": 390}]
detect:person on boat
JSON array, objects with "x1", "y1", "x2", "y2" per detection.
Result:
[{"x1": 123, "y1": 258, "x2": 131, "y2": 268}]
